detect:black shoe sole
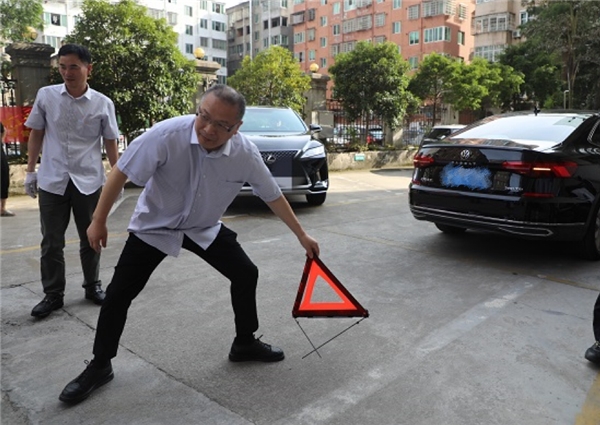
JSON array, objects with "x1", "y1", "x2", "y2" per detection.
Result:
[
  {"x1": 228, "y1": 353, "x2": 285, "y2": 362},
  {"x1": 84, "y1": 294, "x2": 105, "y2": 305},
  {"x1": 59, "y1": 371, "x2": 114, "y2": 404}
]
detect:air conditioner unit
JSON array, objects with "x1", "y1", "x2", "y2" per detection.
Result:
[{"x1": 512, "y1": 30, "x2": 521, "y2": 39}]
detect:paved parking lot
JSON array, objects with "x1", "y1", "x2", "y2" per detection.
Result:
[{"x1": 2, "y1": 168, "x2": 600, "y2": 424}]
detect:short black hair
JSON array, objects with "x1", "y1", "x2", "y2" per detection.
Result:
[
  {"x1": 58, "y1": 44, "x2": 92, "y2": 64},
  {"x1": 201, "y1": 85, "x2": 246, "y2": 121}
]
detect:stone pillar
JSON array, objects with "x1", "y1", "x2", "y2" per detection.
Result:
[
  {"x1": 193, "y1": 60, "x2": 221, "y2": 112},
  {"x1": 5, "y1": 42, "x2": 55, "y2": 107},
  {"x1": 304, "y1": 73, "x2": 334, "y2": 140}
]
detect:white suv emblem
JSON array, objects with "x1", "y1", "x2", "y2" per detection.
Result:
[{"x1": 264, "y1": 154, "x2": 277, "y2": 165}]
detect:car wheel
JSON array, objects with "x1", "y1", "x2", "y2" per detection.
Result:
[
  {"x1": 306, "y1": 193, "x2": 326, "y2": 206},
  {"x1": 580, "y1": 203, "x2": 600, "y2": 261},
  {"x1": 435, "y1": 223, "x2": 467, "y2": 234}
]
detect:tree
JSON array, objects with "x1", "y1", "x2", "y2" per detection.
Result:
[
  {"x1": 498, "y1": 40, "x2": 561, "y2": 109},
  {"x1": 408, "y1": 53, "x2": 459, "y2": 126},
  {"x1": 523, "y1": 0, "x2": 600, "y2": 109},
  {"x1": 329, "y1": 41, "x2": 411, "y2": 131},
  {"x1": 0, "y1": 0, "x2": 44, "y2": 44},
  {"x1": 227, "y1": 46, "x2": 310, "y2": 113},
  {"x1": 63, "y1": 0, "x2": 199, "y2": 142}
]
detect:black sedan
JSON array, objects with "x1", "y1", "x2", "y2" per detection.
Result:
[
  {"x1": 238, "y1": 106, "x2": 329, "y2": 205},
  {"x1": 409, "y1": 110, "x2": 600, "y2": 260}
]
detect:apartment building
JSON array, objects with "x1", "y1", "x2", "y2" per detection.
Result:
[
  {"x1": 292, "y1": 0, "x2": 476, "y2": 75},
  {"x1": 227, "y1": 0, "x2": 294, "y2": 74},
  {"x1": 27, "y1": 0, "x2": 229, "y2": 83},
  {"x1": 472, "y1": 0, "x2": 528, "y2": 62}
]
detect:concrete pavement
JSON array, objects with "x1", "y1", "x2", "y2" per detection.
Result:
[{"x1": 2, "y1": 169, "x2": 600, "y2": 425}]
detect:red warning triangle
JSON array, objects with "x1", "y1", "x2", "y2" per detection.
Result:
[{"x1": 292, "y1": 256, "x2": 369, "y2": 318}]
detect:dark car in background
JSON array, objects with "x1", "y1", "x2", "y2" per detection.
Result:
[
  {"x1": 419, "y1": 124, "x2": 466, "y2": 147},
  {"x1": 238, "y1": 106, "x2": 329, "y2": 205},
  {"x1": 409, "y1": 110, "x2": 600, "y2": 260}
]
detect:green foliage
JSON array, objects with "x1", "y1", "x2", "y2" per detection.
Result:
[
  {"x1": 0, "y1": 0, "x2": 44, "y2": 44},
  {"x1": 522, "y1": 0, "x2": 600, "y2": 109},
  {"x1": 498, "y1": 40, "x2": 560, "y2": 109},
  {"x1": 328, "y1": 41, "x2": 411, "y2": 130},
  {"x1": 63, "y1": 0, "x2": 199, "y2": 141},
  {"x1": 228, "y1": 46, "x2": 310, "y2": 113}
]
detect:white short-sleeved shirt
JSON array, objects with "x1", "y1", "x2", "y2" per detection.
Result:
[
  {"x1": 25, "y1": 84, "x2": 120, "y2": 195},
  {"x1": 118, "y1": 114, "x2": 282, "y2": 257}
]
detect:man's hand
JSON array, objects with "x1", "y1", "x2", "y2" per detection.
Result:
[
  {"x1": 24, "y1": 172, "x2": 38, "y2": 198},
  {"x1": 87, "y1": 219, "x2": 108, "y2": 253},
  {"x1": 299, "y1": 234, "x2": 320, "y2": 259}
]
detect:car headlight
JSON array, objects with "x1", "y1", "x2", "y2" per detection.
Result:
[{"x1": 301, "y1": 145, "x2": 326, "y2": 159}]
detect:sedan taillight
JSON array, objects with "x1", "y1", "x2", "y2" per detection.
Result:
[
  {"x1": 413, "y1": 153, "x2": 435, "y2": 168},
  {"x1": 501, "y1": 161, "x2": 577, "y2": 178}
]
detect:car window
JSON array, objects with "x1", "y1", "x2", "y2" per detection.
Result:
[
  {"x1": 452, "y1": 115, "x2": 586, "y2": 142},
  {"x1": 425, "y1": 128, "x2": 452, "y2": 140},
  {"x1": 239, "y1": 108, "x2": 307, "y2": 133}
]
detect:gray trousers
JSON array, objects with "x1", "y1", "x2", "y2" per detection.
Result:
[{"x1": 38, "y1": 180, "x2": 101, "y2": 297}]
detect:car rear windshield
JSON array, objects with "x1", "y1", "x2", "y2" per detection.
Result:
[
  {"x1": 240, "y1": 108, "x2": 307, "y2": 133},
  {"x1": 452, "y1": 115, "x2": 586, "y2": 143}
]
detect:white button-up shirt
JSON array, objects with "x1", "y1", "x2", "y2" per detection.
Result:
[
  {"x1": 118, "y1": 114, "x2": 282, "y2": 257},
  {"x1": 25, "y1": 84, "x2": 120, "y2": 195}
]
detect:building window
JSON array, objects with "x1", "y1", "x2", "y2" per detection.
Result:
[
  {"x1": 272, "y1": 35, "x2": 281, "y2": 45},
  {"x1": 200, "y1": 19, "x2": 208, "y2": 29},
  {"x1": 167, "y1": 12, "x2": 177, "y2": 25},
  {"x1": 214, "y1": 57, "x2": 227, "y2": 66},
  {"x1": 333, "y1": 24, "x2": 340, "y2": 35},
  {"x1": 200, "y1": 0, "x2": 208, "y2": 10},
  {"x1": 409, "y1": 30, "x2": 419, "y2": 45},
  {"x1": 474, "y1": 45, "x2": 505, "y2": 62},
  {"x1": 309, "y1": 49, "x2": 316, "y2": 60},
  {"x1": 320, "y1": 37, "x2": 327, "y2": 47},
  {"x1": 308, "y1": 28, "x2": 316, "y2": 41},
  {"x1": 185, "y1": 43, "x2": 194, "y2": 54},
  {"x1": 184, "y1": 5, "x2": 192, "y2": 16},
  {"x1": 294, "y1": 31, "x2": 305, "y2": 43},
  {"x1": 320, "y1": 57, "x2": 327, "y2": 67},
  {"x1": 424, "y1": 26, "x2": 451, "y2": 43},
  {"x1": 282, "y1": 35, "x2": 289, "y2": 44},
  {"x1": 212, "y1": 21, "x2": 226, "y2": 32},
  {"x1": 457, "y1": 31, "x2": 465, "y2": 45},
  {"x1": 264, "y1": 37, "x2": 269, "y2": 48},
  {"x1": 254, "y1": 31, "x2": 260, "y2": 40},
  {"x1": 374, "y1": 35, "x2": 386, "y2": 44},
  {"x1": 409, "y1": 56, "x2": 418, "y2": 69},
  {"x1": 321, "y1": 16, "x2": 327, "y2": 26},
  {"x1": 200, "y1": 37, "x2": 209, "y2": 47},
  {"x1": 458, "y1": 4, "x2": 467, "y2": 19},
  {"x1": 213, "y1": 2, "x2": 225, "y2": 13},
  {"x1": 213, "y1": 39, "x2": 227, "y2": 50},
  {"x1": 333, "y1": 2, "x2": 341, "y2": 14},
  {"x1": 408, "y1": 4, "x2": 419, "y2": 19},
  {"x1": 185, "y1": 25, "x2": 193, "y2": 35},
  {"x1": 520, "y1": 10, "x2": 528, "y2": 25},
  {"x1": 331, "y1": 44, "x2": 339, "y2": 56},
  {"x1": 392, "y1": 21, "x2": 401, "y2": 34},
  {"x1": 344, "y1": 0, "x2": 356, "y2": 12},
  {"x1": 282, "y1": 0, "x2": 289, "y2": 6},
  {"x1": 43, "y1": 35, "x2": 62, "y2": 48},
  {"x1": 308, "y1": 8, "x2": 316, "y2": 20},
  {"x1": 393, "y1": 0, "x2": 402, "y2": 9},
  {"x1": 375, "y1": 13, "x2": 385, "y2": 27}
]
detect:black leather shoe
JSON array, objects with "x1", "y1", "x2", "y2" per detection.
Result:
[
  {"x1": 585, "y1": 342, "x2": 600, "y2": 365},
  {"x1": 85, "y1": 284, "x2": 105, "y2": 305},
  {"x1": 59, "y1": 360, "x2": 114, "y2": 404},
  {"x1": 31, "y1": 295, "x2": 64, "y2": 318},
  {"x1": 229, "y1": 337, "x2": 285, "y2": 362}
]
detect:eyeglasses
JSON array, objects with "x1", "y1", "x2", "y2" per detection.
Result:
[{"x1": 196, "y1": 110, "x2": 238, "y2": 133}]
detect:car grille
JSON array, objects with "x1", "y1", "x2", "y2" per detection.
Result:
[{"x1": 260, "y1": 150, "x2": 297, "y2": 162}]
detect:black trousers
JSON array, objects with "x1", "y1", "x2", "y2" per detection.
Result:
[
  {"x1": 38, "y1": 181, "x2": 101, "y2": 296},
  {"x1": 1, "y1": 144, "x2": 9, "y2": 200},
  {"x1": 594, "y1": 293, "x2": 600, "y2": 342},
  {"x1": 93, "y1": 226, "x2": 259, "y2": 360}
]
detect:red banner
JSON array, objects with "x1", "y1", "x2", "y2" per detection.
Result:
[{"x1": 0, "y1": 106, "x2": 32, "y2": 143}]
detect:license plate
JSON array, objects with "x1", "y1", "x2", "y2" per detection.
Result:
[{"x1": 441, "y1": 164, "x2": 492, "y2": 190}]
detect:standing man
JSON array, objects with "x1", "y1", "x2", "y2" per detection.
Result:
[
  {"x1": 24, "y1": 43, "x2": 120, "y2": 318},
  {"x1": 59, "y1": 84, "x2": 319, "y2": 404}
]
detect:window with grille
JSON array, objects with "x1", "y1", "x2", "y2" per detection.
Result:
[{"x1": 408, "y1": 5, "x2": 419, "y2": 19}]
